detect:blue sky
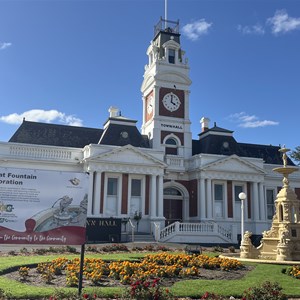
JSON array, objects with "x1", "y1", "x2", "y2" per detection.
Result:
[{"x1": 0, "y1": 0, "x2": 300, "y2": 153}]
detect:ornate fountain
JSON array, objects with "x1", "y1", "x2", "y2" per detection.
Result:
[{"x1": 240, "y1": 146, "x2": 300, "y2": 261}]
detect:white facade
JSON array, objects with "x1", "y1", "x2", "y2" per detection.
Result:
[{"x1": 1, "y1": 19, "x2": 299, "y2": 244}]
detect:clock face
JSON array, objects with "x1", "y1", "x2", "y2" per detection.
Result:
[
  {"x1": 147, "y1": 96, "x2": 154, "y2": 114},
  {"x1": 162, "y1": 92, "x2": 181, "y2": 112}
]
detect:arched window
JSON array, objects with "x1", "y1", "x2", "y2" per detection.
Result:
[
  {"x1": 168, "y1": 48, "x2": 175, "y2": 64},
  {"x1": 164, "y1": 188, "x2": 182, "y2": 196},
  {"x1": 165, "y1": 137, "x2": 178, "y2": 155}
]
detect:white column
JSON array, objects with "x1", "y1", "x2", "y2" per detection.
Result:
[
  {"x1": 175, "y1": 49, "x2": 179, "y2": 64},
  {"x1": 259, "y1": 183, "x2": 266, "y2": 220},
  {"x1": 200, "y1": 178, "x2": 206, "y2": 219},
  {"x1": 87, "y1": 171, "x2": 94, "y2": 216},
  {"x1": 150, "y1": 175, "x2": 157, "y2": 218},
  {"x1": 93, "y1": 172, "x2": 102, "y2": 216},
  {"x1": 197, "y1": 179, "x2": 201, "y2": 218},
  {"x1": 117, "y1": 174, "x2": 123, "y2": 217},
  {"x1": 158, "y1": 175, "x2": 164, "y2": 218},
  {"x1": 142, "y1": 96, "x2": 146, "y2": 127},
  {"x1": 206, "y1": 179, "x2": 212, "y2": 219},
  {"x1": 253, "y1": 182, "x2": 259, "y2": 221}
]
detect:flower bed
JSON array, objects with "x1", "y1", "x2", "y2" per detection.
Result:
[{"x1": 14, "y1": 253, "x2": 245, "y2": 288}]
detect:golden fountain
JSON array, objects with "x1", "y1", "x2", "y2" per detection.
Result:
[{"x1": 240, "y1": 146, "x2": 300, "y2": 261}]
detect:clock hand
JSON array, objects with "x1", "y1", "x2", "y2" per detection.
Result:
[{"x1": 170, "y1": 95, "x2": 175, "y2": 105}]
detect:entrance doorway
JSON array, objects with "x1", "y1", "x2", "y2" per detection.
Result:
[{"x1": 163, "y1": 187, "x2": 183, "y2": 226}]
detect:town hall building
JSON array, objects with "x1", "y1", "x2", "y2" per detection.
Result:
[{"x1": 1, "y1": 18, "x2": 299, "y2": 245}]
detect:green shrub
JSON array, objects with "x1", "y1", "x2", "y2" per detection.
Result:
[
  {"x1": 228, "y1": 246, "x2": 236, "y2": 253},
  {"x1": 65, "y1": 245, "x2": 78, "y2": 253},
  {"x1": 242, "y1": 281, "x2": 287, "y2": 300},
  {"x1": 212, "y1": 245, "x2": 223, "y2": 252},
  {"x1": 100, "y1": 244, "x2": 129, "y2": 252}
]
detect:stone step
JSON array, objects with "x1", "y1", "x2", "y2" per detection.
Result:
[{"x1": 126, "y1": 232, "x2": 155, "y2": 242}]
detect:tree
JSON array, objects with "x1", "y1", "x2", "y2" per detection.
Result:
[{"x1": 290, "y1": 146, "x2": 300, "y2": 165}]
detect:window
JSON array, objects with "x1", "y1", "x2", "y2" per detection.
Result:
[
  {"x1": 215, "y1": 184, "x2": 223, "y2": 200},
  {"x1": 214, "y1": 184, "x2": 224, "y2": 218},
  {"x1": 131, "y1": 179, "x2": 141, "y2": 197},
  {"x1": 168, "y1": 49, "x2": 175, "y2": 64},
  {"x1": 165, "y1": 137, "x2": 178, "y2": 155},
  {"x1": 233, "y1": 184, "x2": 245, "y2": 220},
  {"x1": 130, "y1": 179, "x2": 142, "y2": 215},
  {"x1": 234, "y1": 185, "x2": 243, "y2": 202},
  {"x1": 166, "y1": 138, "x2": 176, "y2": 145},
  {"x1": 164, "y1": 188, "x2": 182, "y2": 196},
  {"x1": 266, "y1": 189, "x2": 275, "y2": 220},
  {"x1": 107, "y1": 178, "x2": 118, "y2": 196}
]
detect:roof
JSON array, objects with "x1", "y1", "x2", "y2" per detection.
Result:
[
  {"x1": 9, "y1": 120, "x2": 103, "y2": 148},
  {"x1": 9, "y1": 119, "x2": 150, "y2": 149},
  {"x1": 193, "y1": 130, "x2": 294, "y2": 166},
  {"x1": 238, "y1": 143, "x2": 290, "y2": 165},
  {"x1": 99, "y1": 123, "x2": 150, "y2": 148},
  {"x1": 192, "y1": 135, "x2": 239, "y2": 156},
  {"x1": 8, "y1": 120, "x2": 292, "y2": 165},
  {"x1": 198, "y1": 124, "x2": 233, "y2": 137}
]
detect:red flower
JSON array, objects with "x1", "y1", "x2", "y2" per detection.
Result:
[{"x1": 83, "y1": 294, "x2": 89, "y2": 299}]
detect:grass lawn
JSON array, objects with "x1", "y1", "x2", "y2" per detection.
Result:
[{"x1": 0, "y1": 251, "x2": 299, "y2": 299}]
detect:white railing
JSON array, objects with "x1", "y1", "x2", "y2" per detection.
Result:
[
  {"x1": 179, "y1": 222, "x2": 214, "y2": 233},
  {"x1": 217, "y1": 224, "x2": 232, "y2": 240},
  {"x1": 152, "y1": 222, "x2": 161, "y2": 242},
  {"x1": 128, "y1": 219, "x2": 135, "y2": 242},
  {"x1": 165, "y1": 156, "x2": 184, "y2": 169},
  {"x1": 169, "y1": 157, "x2": 182, "y2": 167},
  {"x1": 160, "y1": 221, "x2": 233, "y2": 242},
  {"x1": 9, "y1": 145, "x2": 73, "y2": 160}
]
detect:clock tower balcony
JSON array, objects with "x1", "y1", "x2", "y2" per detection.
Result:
[{"x1": 165, "y1": 155, "x2": 186, "y2": 172}]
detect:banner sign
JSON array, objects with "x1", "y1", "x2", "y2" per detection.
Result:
[
  {"x1": 0, "y1": 167, "x2": 89, "y2": 245},
  {"x1": 86, "y1": 218, "x2": 121, "y2": 243}
]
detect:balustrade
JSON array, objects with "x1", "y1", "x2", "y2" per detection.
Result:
[
  {"x1": 160, "y1": 221, "x2": 232, "y2": 242},
  {"x1": 9, "y1": 145, "x2": 73, "y2": 160}
]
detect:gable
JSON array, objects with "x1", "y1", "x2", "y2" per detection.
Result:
[
  {"x1": 87, "y1": 145, "x2": 166, "y2": 167},
  {"x1": 201, "y1": 155, "x2": 265, "y2": 175}
]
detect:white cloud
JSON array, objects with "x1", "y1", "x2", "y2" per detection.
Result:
[
  {"x1": 0, "y1": 109, "x2": 83, "y2": 126},
  {"x1": 182, "y1": 19, "x2": 212, "y2": 41},
  {"x1": 228, "y1": 112, "x2": 279, "y2": 128},
  {"x1": 267, "y1": 9, "x2": 300, "y2": 34},
  {"x1": 237, "y1": 24, "x2": 265, "y2": 35},
  {"x1": 0, "y1": 42, "x2": 12, "y2": 50}
]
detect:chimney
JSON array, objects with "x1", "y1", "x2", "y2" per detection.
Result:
[
  {"x1": 108, "y1": 106, "x2": 119, "y2": 118},
  {"x1": 200, "y1": 117, "x2": 210, "y2": 132}
]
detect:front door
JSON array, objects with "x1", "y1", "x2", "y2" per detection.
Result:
[{"x1": 164, "y1": 199, "x2": 182, "y2": 226}]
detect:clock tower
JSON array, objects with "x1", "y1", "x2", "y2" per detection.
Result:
[{"x1": 141, "y1": 18, "x2": 192, "y2": 159}]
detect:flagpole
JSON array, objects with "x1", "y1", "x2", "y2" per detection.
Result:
[{"x1": 165, "y1": 0, "x2": 167, "y2": 29}]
